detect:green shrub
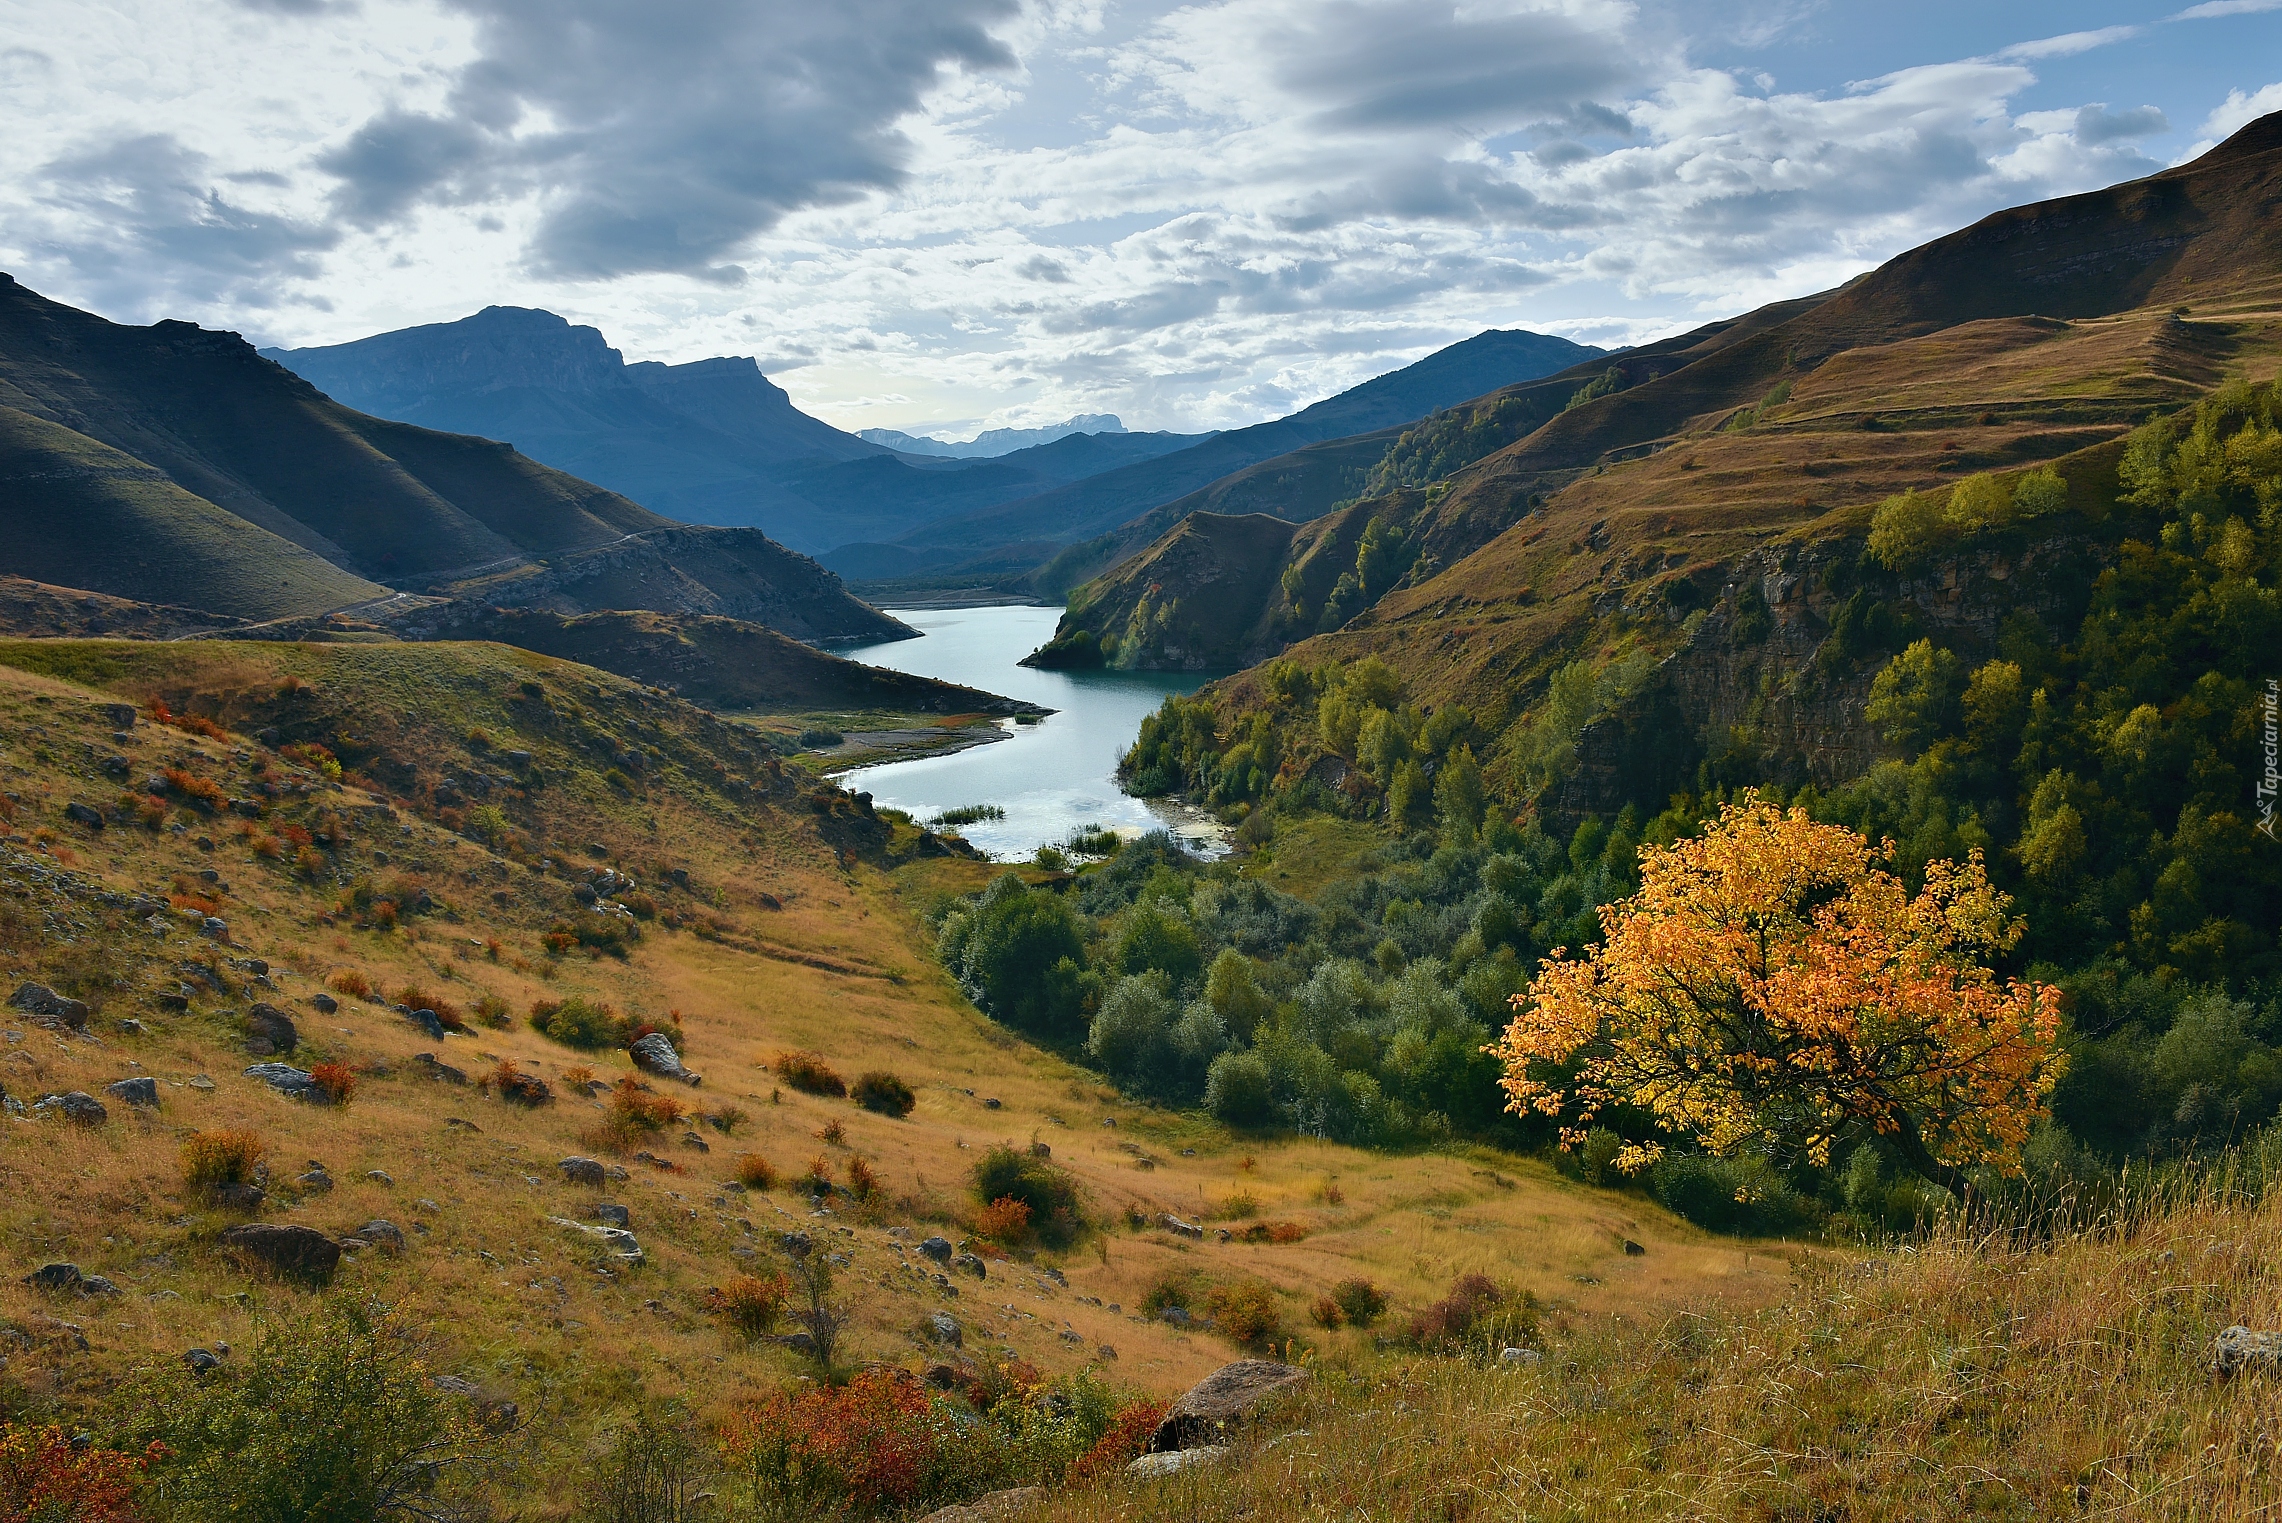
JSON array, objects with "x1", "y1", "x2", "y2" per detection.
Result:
[
  {"x1": 1649, "y1": 1153, "x2": 1815, "y2": 1236},
  {"x1": 528, "y1": 995, "x2": 626, "y2": 1050},
  {"x1": 773, "y1": 1051, "x2": 847, "y2": 1097},
  {"x1": 971, "y1": 1146, "x2": 1083, "y2": 1246},
  {"x1": 1331, "y1": 1277, "x2": 1388, "y2": 1327},
  {"x1": 851, "y1": 1070, "x2": 916, "y2": 1117}
]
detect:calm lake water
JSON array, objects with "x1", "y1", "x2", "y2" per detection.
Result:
[{"x1": 835, "y1": 605, "x2": 1228, "y2": 862}]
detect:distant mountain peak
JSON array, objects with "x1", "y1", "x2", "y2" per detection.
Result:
[{"x1": 860, "y1": 414, "x2": 1127, "y2": 458}]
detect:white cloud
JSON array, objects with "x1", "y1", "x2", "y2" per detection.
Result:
[
  {"x1": 1996, "y1": 27, "x2": 2140, "y2": 60},
  {"x1": 2170, "y1": 0, "x2": 2282, "y2": 18}
]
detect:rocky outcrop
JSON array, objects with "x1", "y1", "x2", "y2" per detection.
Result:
[
  {"x1": 220, "y1": 1223, "x2": 341, "y2": 1284},
  {"x1": 1149, "y1": 1360, "x2": 1311, "y2": 1452},
  {"x1": 630, "y1": 1032, "x2": 701, "y2": 1087}
]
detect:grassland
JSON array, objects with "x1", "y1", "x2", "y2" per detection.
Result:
[{"x1": 0, "y1": 637, "x2": 1795, "y2": 1516}]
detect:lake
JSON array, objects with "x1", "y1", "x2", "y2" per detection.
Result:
[{"x1": 834, "y1": 605, "x2": 1228, "y2": 861}]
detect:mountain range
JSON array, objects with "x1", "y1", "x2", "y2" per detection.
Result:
[{"x1": 859, "y1": 414, "x2": 1128, "y2": 457}]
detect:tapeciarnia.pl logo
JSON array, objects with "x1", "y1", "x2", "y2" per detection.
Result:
[{"x1": 2260, "y1": 677, "x2": 2279, "y2": 842}]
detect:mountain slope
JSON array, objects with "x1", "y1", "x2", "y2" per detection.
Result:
[
  {"x1": 872, "y1": 328, "x2": 1605, "y2": 569},
  {"x1": 859, "y1": 413, "x2": 1127, "y2": 457}
]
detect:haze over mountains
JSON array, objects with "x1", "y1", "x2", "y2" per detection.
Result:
[{"x1": 859, "y1": 415, "x2": 1129, "y2": 458}]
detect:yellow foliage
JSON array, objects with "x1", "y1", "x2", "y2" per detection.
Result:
[{"x1": 1495, "y1": 793, "x2": 2065, "y2": 1190}]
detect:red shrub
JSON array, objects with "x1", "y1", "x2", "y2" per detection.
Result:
[
  {"x1": 162, "y1": 769, "x2": 225, "y2": 809},
  {"x1": 975, "y1": 1195, "x2": 1032, "y2": 1242},
  {"x1": 328, "y1": 970, "x2": 372, "y2": 999},
  {"x1": 719, "y1": 1370, "x2": 943, "y2": 1512},
  {"x1": 307, "y1": 1062, "x2": 358, "y2": 1105},
  {"x1": 772, "y1": 1050, "x2": 846, "y2": 1097},
  {"x1": 1069, "y1": 1398, "x2": 1170, "y2": 1485},
  {"x1": 394, "y1": 985, "x2": 465, "y2": 1032},
  {"x1": 0, "y1": 1422, "x2": 157, "y2": 1521},
  {"x1": 846, "y1": 1156, "x2": 882, "y2": 1202},
  {"x1": 707, "y1": 1272, "x2": 792, "y2": 1338}
]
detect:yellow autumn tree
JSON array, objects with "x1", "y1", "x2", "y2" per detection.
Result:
[{"x1": 1495, "y1": 793, "x2": 2065, "y2": 1195}]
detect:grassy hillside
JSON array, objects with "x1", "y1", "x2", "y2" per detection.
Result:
[{"x1": 0, "y1": 637, "x2": 1782, "y2": 1518}]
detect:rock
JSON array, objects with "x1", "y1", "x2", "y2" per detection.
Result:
[
  {"x1": 202, "y1": 917, "x2": 229, "y2": 942},
  {"x1": 1097, "y1": 1345, "x2": 1118, "y2": 1361},
  {"x1": 8, "y1": 984, "x2": 89, "y2": 1030},
  {"x1": 1128, "y1": 1446, "x2": 1229, "y2": 1478},
  {"x1": 919, "y1": 1235, "x2": 953, "y2": 1263},
  {"x1": 1622, "y1": 1239, "x2": 1645, "y2": 1256},
  {"x1": 24, "y1": 1263, "x2": 83, "y2": 1292},
  {"x1": 630, "y1": 1032, "x2": 702, "y2": 1087},
  {"x1": 312, "y1": 992, "x2": 338, "y2": 1015},
  {"x1": 295, "y1": 1168, "x2": 334, "y2": 1193},
  {"x1": 79, "y1": 1275, "x2": 120, "y2": 1296},
  {"x1": 781, "y1": 1331, "x2": 816, "y2": 1354},
  {"x1": 64, "y1": 802, "x2": 104, "y2": 830},
  {"x1": 356, "y1": 1220, "x2": 406, "y2": 1254},
  {"x1": 2215, "y1": 1325, "x2": 2282, "y2": 1376},
  {"x1": 492, "y1": 1068, "x2": 552, "y2": 1106},
  {"x1": 1160, "y1": 1306, "x2": 1190, "y2": 1327},
  {"x1": 244, "y1": 1063, "x2": 324, "y2": 1102},
  {"x1": 928, "y1": 1311, "x2": 963, "y2": 1347},
  {"x1": 118, "y1": 1019, "x2": 147, "y2": 1035},
  {"x1": 1150, "y1": 1360, "x2": 1312, "y2": 1453},
  {"x1": 982, "y1": 1097, "x2": 1002, "y2": 1109},
  {"x1": 953, "y1": 1253, "x2": 987, "y2": 1280},
  {"x1": 591, "y1": 1202, "x2": 630, "y2": 1228},
  {"x1": 916, "y1": 1485, "x2": 1044, "y2": 1523},
  {"x1": 560, "y1": 1157, "x2": 608, "y2": 1187},
  {"x1": 367, "y1": 1170, "x2": 394, "y2": 1184},
  {"x1": 1043, "y1": 1266, "x2": 1068, "y2": 1287},
  {"x1": 405, "y1": 1008, "x2": 446, "y2": 1040},
  {"x1": 219, "y1": 1223, "x2": 342, "y2": 1284},
  {"x1": 211, "y1": 1182, "x2": 266, "y2": 1212},
  {"x1": 105, "y1": 1077, "x2": 159, "y2": 1109},
  {"x1": 1028, "y1": 1141, "x2": 1051, "y2": 1158},
  {"x1": 101, "y1": 702, "x2": 137, "y2": 728},
  {"x1": 33, "y1": 1092, "x2": 107, "y2": 1124},
  {"x1": 188, "y1": 1074, "x2": 215, "y2": 1091},
  {"x1": 679, "y1": 1130, "x2": 710, "y2": 1152},
  {"x1": 184, "y1": 1347, "x2": 220, "y2": 1374},
  {"x1": 1157, "y1": 1213, "x2": 1204, "y2": 1240},
  {"x1": 546, "y1": 1216, "x2": 643, "y2": 1263},
  {"x1": 1499, "y1": 1346, "x2": 1542, "y2": 1365},
  {"x1": 156, "y1": 994, "x2": 189, "y2": 1013},
  {"x1": 244, "y1": 1003, "x2": 298, "y2": 1055},
  {"x1": 411, "y1": 1053, "x2": 468, "y2": 1084}
]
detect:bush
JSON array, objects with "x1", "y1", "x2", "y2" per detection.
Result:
[
  {"x1": 588, "y1": 1407, "x2": 714, "y2": 1523},
  {"x1": 608, "y1": 1078, "x2": 683, "y2": 1135},
  {"x1": 846, "y1": 1156, "x2": 882, "y2": 1202},
  {"x1": 774, "y1": 1051, "x2": 847, "y2": 1097},
  {"x1": 709, "y1": 1273, "x2": 792, "y2": 1340},
  {"x1": 394, "y1": 984, "x2": 465, "y2": 1032},
  {"x1": 971, "y1": 1147, "x2": 1084, "y2": 1246},
  {"x1": 327, "y1": 970, "x2": 372, "y2": 1000},
  {"x1": 1311, "y1": 1295, "x2": 1345, "y2": 1329},
  {"x1": 1331, "y1": 1277, "x2": 1388, "y2": 1327},
  {"x1": 977, "y1": 1195, "x2": 1033, "y2": 1242},
  {"x1": 1140, "y1": 1271, "x2": 1196, "y2": 1317},
  {"x1": 483, "y1": 1059, "x2": 552, "y2": 1107},
  {"x1": 548, "y1": 911, "x2": 642, "y2": 959},
  {"x1": 182, "y1": 1129, "x2": 265, "y2": 1192},
  {"x1": 1241, "y1": 1220, "x2": 1308, "y2": 1244},
  {"x1": 1408, "y1": 1273, "x2": 1540, "y2": 1354},
  {"x1": 736, "y1": 1154, "x2": 778, "y2": 1190},
  {"x1": 473, "y1": 994, "x2": 511, "y2": 1029},
  {"x1": 1204, "y1": 1049, "x2": 1278, "y2": 1127},
  {"x1": 852, "y1": 1070, "x2": 916, "y2": 1117},
  {"x1": 529, "y1": 995, "x2": 626, "y2": 1050},
  {"x1": 1068, "y1": 1398, "x2": 1168, "y2": 1485},
  {"x1": 1207, "y1": 1279, "x2": 1283, "y2": 1345},
  {"x1": 307, "y1": 1062, "x2": 358, "y2": 1106},
  {"x1": 0, "y1": 1423, "x2": 156, "y2": 1521},
  {"x1": 938, "y1": 876, "x2": 1091, "y2": 1038},
  {"x1": 1648, "y1": 1153, "x2": 1815, "y2": 1236}
]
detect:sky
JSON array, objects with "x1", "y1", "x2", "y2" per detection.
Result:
[{"x1": 2, "y1": 1, "x2": 2279, "y2": 439}]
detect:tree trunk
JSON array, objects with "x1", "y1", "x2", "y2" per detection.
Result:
[{"x1": 1888, "y1": 1117, "x2": 1973, "y2": 1200}]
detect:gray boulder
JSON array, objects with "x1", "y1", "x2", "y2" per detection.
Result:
[
  {"x1": 356, "y1": 1220, "x2": 407, "y2": 1254},
  {"x1": 244, "y1": 1063, "x2": 324, "y2": 1102},
  {"x1": 591, "y1": 1202, "x2": 630, "y2": 1228},
  {"x1": 64, "y1": 802, "x2": 104, "y2": 830},
  {"x1": 24, "y1": 1262, "x2": 83, "y2": 1292},
  {"x1": 405, "y1": 1008, "x2": 446, "y2": 1040},
  {"x1": 1150, "y1": 1360, "x2": 1311, "y2": 1452},
  {"x1": 33, "y1": 1092, "x2": 106, "y2": 1124},
  {"x1": 2215, "y1": 1325, "x2": 2282, "y2": 1376},
  {"x1": 311, "y1": 992, "x2": 338, "y2": 1014},
  {"x1": 953, "y1": 1252, "x2": 987, "y2": 1280},
  {"x1": 546, "y1": 1216, "x2": 643, "y2": 1263},
  {"x1": 219, "y1": 1223, "x2": 341, "y2": 1284},
  {"x1": 630, "y1": 1032, "x2": 702, "y2": 1087},
  {"x1": 9, "y1": 983, "x2": 89, "y2": 1031},
  {"x1": 184, "y1": 1347, "x2": 221, "y2": 1374},
  {"x1": 559, "y1": 1156, "x2": 607, "y2": 1187},
  {"x1": 1128, "y1": 1446, "x2": 1229, "y2": 1478},
  {"x1": 105, "y1": 1077, "x2": 160, "y2": 1109},
  {"x1": 928, "y1": 1311, "x2": 963, "y2": 1347},
  {"x1": 915, "y1": 1485, "x2": 1044, "y2": 1523},
  {"x1": 1158, "y1": 1213, "x2": 1204, "y2": 1240},
  {"x1": 919, "y1": 1235, "x2": 953, "y2": 1263}
]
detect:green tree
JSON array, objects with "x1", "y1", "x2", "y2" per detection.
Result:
[
  {"x1": 1866, "y1": 640, "x2": 1964, "y2": 756},
  {"x1": 1116, "y1": 900, "x2": 1202, "y2": 986},
  {"x1": 945, "y1": 875, "x2": 1090, "y2": 1037},
  {"x1": 1868, "y1": 488, "x2": 1948, "y2": 570},
  {"x1": 1205, "y1": 949, "x2": 1272, "y2": 1043},
  {"x1": 1434, "y1": 746, "x2": 1486, "y2": 835},
  {"x1": 1204, "y1": 1049, "x2": 1278, "y2": 1127}
]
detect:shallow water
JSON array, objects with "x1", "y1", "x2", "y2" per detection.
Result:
[{"x1": 833, "y1": 606, "x2": 1228, "y2": 861}]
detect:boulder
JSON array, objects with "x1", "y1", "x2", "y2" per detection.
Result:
[
  {"x1": 1128, "y1": 1446, "x2": 1229, "y2": 1478},
  {"x1": 244, "y1": 1003, "x2": 298, "y2": 1055},
  {"x1": 311, "y1": 992, "x2": 338, "y2": 1015},
  {"x1": 630, "y1": 1032, "x2": 702, "y2": 1087},
  {"x1": 2215, "y1": 1325, "x2": 2282, "y2": 1377},
  {"x1": 356, "y1": 1220, "x2": 407, "y2": 1254},
  {"x1": 919, "y1": 1235, "x2": 953, "y2": 1264},
  {"x1": 1149, "y1": 1361, "x2": 1311, "y2": 1452},
  {"x1": 295, "y1": 1167, "x2": 335, "y2": 1193},
  {"x1": 105, "y1": 1077, "x2": 160, "y2": 1109},
  {"x1": 405, "y1": 1009, "x2": 446, "y2": 1040},
  {"x1": 411, "y1": 1053, "x2": 468, "y2": 1085},
  {"x1": 220, "y1": 1223, "x2": 342, "y2": 1284},
  {"x1": 33, "y1": 1092, "x2": 107, "y2": 1124},
  {"x1": 244, "y1": 1063, "x2": 324, "y2": 1102},
  {"x1": 591, "y1": 1202, "x2": 630, "y2": 1228},
  {"x1": 1157, "y1": 1213, "x2": 1204, "y2": 1240},
  {"x1": 928, "y1": 1311, "x2": 963, "y2": 1347},
  {"x1": 63, "y1": 802, "x2": 104, "y2": 830},
  {"x1": 559, "y1": 1157, "x2": 608, "y2": 1187},
  {"x1": 953, "y1": 1253, "x2": 988, "y2": 1280},
  {"x1": 183, "y1": 1347, "x2": 221, "y2": 1374},
  {"x1": 546, "y1": 1216, "x2": 643, "y2": 1263},
  {"x1": 211, "y1": 1182, "x2": 266, "y2": 1212},
  {"x1": 916, "y1": 1486, "x2": 1044, "y2": 1523},
  {"x1": 8, "y1": 984, "x2": 89, "y2": 1031},
  {"x1": 24, "y1": 1263, "x2": 84, "y2": 1292},
  {"x1": 1499, "y1": 1346, "x2": 1542, "y2": 1366}
]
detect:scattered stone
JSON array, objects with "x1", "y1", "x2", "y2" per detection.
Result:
[
  {"x1": 1499, "y1": 1346, "x2": 1542, "y2": 1366},
  {"x1": 546, "y1": 1216, "x2": 643, "y2": 1263},
  {"x1": 79, "y1": 1275, "x2": 119, "y2": 1296},
  {"x1": 2215, "y1": 1326, "x2": 2282, "y2": 1377},
  {"x1": 219, "y1": 1223, "x2": 341, "y2": 1284},
  {"x1": 356, "y1": 1220, "x2": 406, "y2": 1254},
  {"x1": 953, "y1": 1253, "x2": 987, "y2": 1280},
  {"x1": 492, "y1": 1068, "x2": 552, "y2": 1106},
  {"x1": 591, "y1": 1202, "x2": 630, "y2": 1228},
  {"x1": 1150, "y1": 1360, "x2": 1312, "y2": 1453},
  {"x1": 679, "y1": 1130, "x2": 710, "y2": 1152},
  {"x1": 117, "y1": 1019, "x2": 147, "y2": 1036},
  {"x1": 1028, "y1": 1141, "x2": 1051, "y2": 1159},
  {"x1": 1043, "y1": 1266, "x2": 1068, "y2": 1287},
  {"x1": 312, "y1": 992, "x2": 338, "y2": 1015},
  {"x1": 1129, "y1": 1446, "x2": 1229, "y2": 1479},
  {"x1": 982, "y1": 1097, "x2": 1002, "y2": 1110},
  {"x1": 202, "y1": 917, "x2": 229, "y2": 942},
  {"x1": 295, "y1": 1167, "x2": 335, "y2": 1194},
  {"x1": 1157, "y1": 1213, "x2": 1204, "y2": 1240},
  {"x1": 1097, "y1": 1345, "x2": 1118, "y2": 1361},
  {"x1": 105, "y1": 1077, "x2": 159, "y2": 1109},
  {"x1": 560, "y1": 1157, "x2": 608, "y2": 1187},
  {"x1": 919, "y1": 1236, "x2": 953, "y2": 1264},
  {"x1": 33, "y1": 1092, "x2": 107, "y2": 1124},
  {"x1": 928, "y1": 1311, "x2": 963, "y2": 1347},
  {"x1": 781, "y1": 1331, "x2": 816, "y2": 1354},
  {"x1": 1160, "y1": 1306, "x2": 1190, "y2": 1328},
  {"x1": 210, "y1": 1182, "x2": 266, "y2": 1212},
  {"x1": 183, "y1": 1347, "x2": 220, "y2": 1374},
  {"x1": 916, "y1": 1485, "x2": 1045, "y2": 1523},
  {"x1": 630, "y1": 1032, "x2": 702, "y2": 1087},
  {"x1": 24, "y1": 1263, "x2": 83, "y2": 1293},
  {"x1": 101, "y1": 702, "x2": 136, "y2": 728},
  {"x1": 367, "y1": 1170, "x2": 394, "y2": 1184},
  {"x1": 243, "y1": 1003, "x2": 298, "y2": 1055},
  {"x1": 63, "y1": 802, "x2": 104, "y2": 830},
  {"x1": 187, "y1": 1074, "x2": 215, "y2": 1091},
  {"x1": 8, "y1": 983, "x2": 89, "y2": 1030},
  {"x1": 405, "y1": 1009, "x2": 446, "y2": 1040},
  {"x1": 444, "y1": 1117, "x2": 482, "y2": 1132},
  {"x1": 1622, "y1": 1239, "x2": 1645, "y2": 1256},
  {"x1": 244, "y1": 1063, "x2": 324, "y2": 1103}
]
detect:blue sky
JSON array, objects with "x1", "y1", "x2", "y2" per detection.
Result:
[{"x1": 1, "y1": 0, "x2": 2277, "y2": 439}]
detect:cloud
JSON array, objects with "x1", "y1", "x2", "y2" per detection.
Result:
[
  {"x1": 1996, "y1": 27, "x2": 2139, "y2": 60},
  {"x1": 2170, "y1": 0, "x2": 2282, "y2": 18},
  {"x1": 22, "y1": 132, "x2": 338, "y2": 312},
  {"x1": 2071, "y1": 104, "x2": 2169, "y2": 143},
  {"x1": 318, "y1": 0, "x2": 1022, "y2": 280},
  {"x1": 2196, "y1": 81, "x2": 2282, "y2": 139}
]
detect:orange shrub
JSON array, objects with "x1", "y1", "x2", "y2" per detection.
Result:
[
  {"x1": 608, "y1": 1077, "x2": 682, "y2": 1132},
  {"x1": 249, "y1": 832, "x2": 282, "y2": 860},
  {"x1": 561, "y1": 1064, "x2": 597, "y2": 1088},
  {"x1": 483, "y1": 1059, "x2": 552, "y2": 1106},
  {"x1": 278, "y1": 823, "x2": 313, "y2": 848},
  {"x1": 976, "y1": 1195, "x2": 1032, "y2": 1242},
  {"x1": 846, "y1": 1156, "x2": 881, "y2": 1202},
  {"x1": 1242, "y1": 1220, "x2": 1309, "y2": 1244},
  {"x1": 307, "y1": 1062, "x2": 357, "y2": 1105},
  {"x1": 736, "y1": 1154, "x2": 778, "y2": 1190},
  {"x1": 708, "y1": 1272, "x2": 792, "y2": 1338},
  {"x1": 1207, "y1": 1279, "x2": 1283, "y2": 1345},
  {"x1": 772, "y1": 1050, "x2": 847, "y2": 1097},
  {"x1": 162, "y1": 769, "x2": 226, "y2": 808},
  {"x1": 295, "y1": 846, "x2": 327, "y2": 878},
  {"x1": 816, "y1": 1118, "x2": 846, "y2": 1146},
  {"x1": 328, "y1": 970, "x2": 372, "y2": 999},
  {"x1": 0, "y1": 1422, "x2": 157, "y2": 1521},
  {"x1": 718, "y1": 1369, "x2": 941, "y2": 1512},
  {"x1": 182, "y1": 1129, "x2": 264, "y2": 1190},
  {"x1": 799, "y1": 1155, "x2": 834, "y2": 1194},
  {"x1": 1069, "y1": 1398, "x2": 1170, "y2": 1485},
  {"x1": 1310, "y1": 1295, "x2": 1345, "y2": 1329},
  {"x1": 395, "y1": 985, "x2": 465, "y2": 1032}
]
